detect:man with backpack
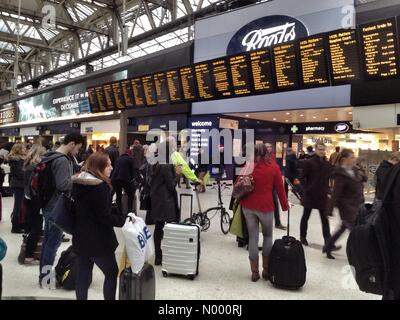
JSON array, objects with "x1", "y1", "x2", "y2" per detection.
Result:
[{"x1": 36, "y1": 133, "x2": 84, "y2": 288}]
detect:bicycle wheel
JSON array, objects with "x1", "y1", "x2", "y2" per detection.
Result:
[
  {"x1": 220, "y1": 210, "x2": 231, "y2": 235},
  {"x1": 183, "y1": 214, "x2": 197, "y2": 225},
  {"x1": 202, "y1": 216, "x2": 211, "y2": 231}
]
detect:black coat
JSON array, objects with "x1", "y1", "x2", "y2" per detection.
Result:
[
  {"x1": 111, "y1": 154, "x2": 136, "y2": 183},
  {"x1": 285, "y1": 153, "x2": 298, "y2": 181},
  {"x1": 104, "y1": 145, "x2": 120, "y2": 168},
  {"x1": 148, "y1": 164, "x2": 179, "y2": 223},
  {"x1": 8, "y1": 156, "x2": 25, "y2": 189},
  {"x1": 375, "y1": 160, "x2": 393, "y2": 200},
  {"x1": 327, "y1": 166, "x2": 364, "y2": 224},
  {"x1": 72, "y1": 172, "x2": 125, "y2": 257},
  {"x1": 299, "y1": 155, "x2": 333, "y2": 210}
]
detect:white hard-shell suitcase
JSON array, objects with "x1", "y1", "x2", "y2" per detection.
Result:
[{"x1": 161, "y1": 223, "x2": 200, "y2": 280}]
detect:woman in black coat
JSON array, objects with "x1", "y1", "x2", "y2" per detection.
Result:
[
  {"x1": 72, "y1": 152, "x2": 125, "y2": 300},
  {"x1": 147, "y1": 141, "x2": 179, "y2": 266},
  {"x1": 324, "y1": 149, "x2": 364, "y2": 259}
]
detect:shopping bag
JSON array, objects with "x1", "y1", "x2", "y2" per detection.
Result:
[
  {"x1": 121, "y1": 214, "x2": 155, "y2": 274},
  {"x1": 229, "y1": 202, "x2": 245, "y2": 239}
]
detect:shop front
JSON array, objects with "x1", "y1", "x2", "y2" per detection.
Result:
[{"x1": 80, "y1": 119, "x2": 120, "y2": 151}]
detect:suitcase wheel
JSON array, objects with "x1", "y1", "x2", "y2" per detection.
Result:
[
  {"x1": 187, "y1": 275, "x2": 195, "y2": 281},
  {"x1": 162, "y1": 271, "x2": 168, "y2": 278}
]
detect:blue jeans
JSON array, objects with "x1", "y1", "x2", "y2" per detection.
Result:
[
  {"x1": 11, "y1": 187, "x2": 24, "y2": 227},
  {"x1": 39, "y1": 213, "x2": 63, "y2": 283}
]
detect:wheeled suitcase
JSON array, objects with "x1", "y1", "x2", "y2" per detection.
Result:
[
  {"x1": 268, "y1": 206, "x2": 306, "y2": 289},
  {"x1": 119, "y1": 263, "x2": 156, "y2": 300},
  {"x1": 161, "y1": 223, "x2": 200, "y2": 280}
]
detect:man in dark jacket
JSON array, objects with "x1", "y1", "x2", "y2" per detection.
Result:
[
  {"x1": 104, "y1": 137, "x2": 119, "y2": 169},
  {"x1": 375, "y1": 152, "x2": 400, "y2": 200},
  {"x1": 299, "y1": 142, "x2": 334, "y2": 246}
]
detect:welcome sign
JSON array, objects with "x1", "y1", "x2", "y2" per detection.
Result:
[{"x1": 227, "y1": 15, "x2": 309, "y2": 55}]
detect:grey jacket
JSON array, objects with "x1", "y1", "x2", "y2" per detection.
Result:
[{"x1": 43, "y1": 152, "x2": 74, "y2": 215}]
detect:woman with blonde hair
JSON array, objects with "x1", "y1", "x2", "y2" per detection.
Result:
[
  {"x1": 8, "y1": 142, "x2": 27, "y2": 233},
  {"x1": 22, "y1": 144, "x2": 47, "y2": 264}
]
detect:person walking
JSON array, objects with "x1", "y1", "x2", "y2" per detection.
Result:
[
  {"x1": 299, "y1": 142, "x2": 334, "y2": 247},
  {"x1": 22, "y1": 144, "x2": 46, "y2": 264},
  {"x1": 104, "y1": 137, "x2": 119, "y2": 169},
  {"x1": 39, "y1": 133, "x2": 84, "y2": 287},
  {"x1": 72, "y1": 152, "x2": 125, "y2": 300},
  {"x1": 8, "y1": 143, "x2": 27, "y2": 233},
  {"x1": 240, "y1": 143, "x2": 288, "y2": 282},
  {"x1": 329, "y1": 146, "x2": 341, "y2": 166},
  {"x1": 324, "y1": 149, "x2": 364, "y2": 259},
  {"x1": 375, "y1": 152, "x2": 400, "y2": 201}
]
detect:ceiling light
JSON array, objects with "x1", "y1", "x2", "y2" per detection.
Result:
[
  {"x1": 349, "y1": 111, "x2": 353, "y2": 115},
  {"x1": 273, "y1": 118, "x2": 277, "y2": 121},
  {"x1": 285, "y1": 120, "x2": 289, "y2": 122},
  {"x1": 286, "y1": 112, "x2": 290, "y2": 115},
  {"x1": 325, "y1": 118, "x2": 329, "y2": 121},
  {"x1": 300, "y1": 114, "x2": 304, "y2": 117},
  {"x1": 313, "y1": 116, "x2": 317, "y2": 119},
  {"x1": 245, "y1": 114, "x2": 249, "y2": 117}
]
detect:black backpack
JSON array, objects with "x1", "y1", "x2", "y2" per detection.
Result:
[{"x1": 30, "y1": 153, "x2": 67, "y2": 208}]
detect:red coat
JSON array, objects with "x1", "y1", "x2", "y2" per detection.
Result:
[{"x1": 240, "y1": 161, "x2": 288, "y2": 213}]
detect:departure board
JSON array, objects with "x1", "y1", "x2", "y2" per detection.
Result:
[
  {"x1": 142, "y1": 75, "x2": 158, "y2": 106},
  {"x1": 131, "y1": 78, "x2": 146, "y2": 107},
  {"x1": 273, "y1": 43, "x2": 300, "y2": 90},
  {"x1": 249, "y1": 49, "x2": 274, "y2": 93},
  {"x1": 327, "y1": 30, "x2": 361, "y2": 85},
  {"x1": 153, "y1": 72, "x2": 169, "y2": 105},
  {"x1": 360, "y1": 18, "x2": 400, "y2": 80},
  {"x1": 95, "y1": 86, "x2": 107, "y2": 112},
  {"x1": 179, "y1": 66, "x2": 198, "y2": 101},
  {"x1": 210, "y1": 58, "x2": 234, "y2": 98},
  {"x1": 111, "y1": 82, "x2": 125, "y2": 110},
  {"x1": 229, "y1": 54, "x2": 252, "y2": 96},
  {"x1": 87, "y1": 87, "x2": 100, "y2": 112},
  {"x1": 121, "y1": 79, "x2": 135, "y2": 108},
  {"x1": 103, "y1": 83, "x2": 116, "y2": 110},
  {"x1": 299, "y1": 36, "x2": 330, "y2": 87},
  {"x1": 195, "y1": 63, "x2": 215, "y2": 100},
  {"x1": 166, "y1": 70, "x2": 183, "y2": 103}
]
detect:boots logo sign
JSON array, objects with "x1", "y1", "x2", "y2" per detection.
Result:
[{"x1": 227, "y1": 15, "x2": 308, "y2": 55}]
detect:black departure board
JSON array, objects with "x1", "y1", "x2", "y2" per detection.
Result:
[
  {"x1": 166, "y1": 70, "x2": 183, "y2": 103},
  {"x1": 87, "y1": 87, "x2": 99, "y2": 112},
  {"x1": 229, "y1": 54, "x2": 252, "y2": 96},
  {"x1": 103, "y1": 83, "x2": 116, "y2": 111},
  {"x1": 179, "y1": 66, "x2": 198, "y2": 101},
  {"x1": 299, "y1": 35, "x2": 330, "y2": 87},
  {"x1": 95, "y1": 86, "x2": 107, "y2": 112},
  {"x1": 142, "y1": 75, "x2": 158, "y2": 106},
  {"x1": 111, "y1": 82, "x2": 125, "y2": 110},
  {"x1": 360, "y1": 18, "x2": 400, "y2": 80},
  {"x1": 121, "y1": 79, "x2": 135, "y2": 108},
  {"x1": 273, "y1": 43, "x2": 300, "y2": 90},
  {"x1": 153, "y1": 72, "x2": 169, "y2": 105},
  {"x1": 210, "y1": 58, "x2": 234, "y2": 98},
  {"x1": 327, "y1": 30, "x2": 360, "y2": 85},
  {"x1": 195, "y1": 63, "x2": 215, "y2": 100},
  {"x1": 131, "y1": 78, "x2": 146, "y2": 107},
  {"x1": 249, "y1": 49, "x2": 274, "y2": 93}
]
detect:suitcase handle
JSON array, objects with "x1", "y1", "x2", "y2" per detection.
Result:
[{"x1": 180, "y1": 193, "x2": 193, "y2": 219}]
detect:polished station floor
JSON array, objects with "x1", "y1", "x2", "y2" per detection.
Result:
[{"x1": 0, "y1": 185, "x2": 378, "y2": 300}]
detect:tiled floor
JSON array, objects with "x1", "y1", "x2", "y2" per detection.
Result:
[{"x1": 0, "y1": 186, "x2": 379, "y2": 300}]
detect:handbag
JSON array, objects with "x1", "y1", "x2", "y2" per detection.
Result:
[
  {"x1": 232, "y1": 175, "x2": 254, "y2": 200},
  {"x1": 50, "y1": 193, "x2": 76, "y2": 235}
]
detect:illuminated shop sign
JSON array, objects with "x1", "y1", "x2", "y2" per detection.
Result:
[{"x1": 0, "y1": 106, "x2": 17, "y2": 125}]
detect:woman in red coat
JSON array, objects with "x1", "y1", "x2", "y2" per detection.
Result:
[{"x1": 240, "y1": 143, "x2": 289, "y2": 282}]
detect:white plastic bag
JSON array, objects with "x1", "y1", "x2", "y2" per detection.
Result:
[{"x1": 121, "y1": 214, "x2": 155, "y2": 274}]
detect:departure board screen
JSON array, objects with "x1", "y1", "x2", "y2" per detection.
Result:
[
  {"x1": 166, "y1": 70, "x2": 183, "y2": 103},
  {"x1": 142, "y1": 75, "x2": 158, "y2": 106},
  {"x1": 273, "y1": 43, "x2": 300, "y2": 90},
  {"x1": 111, "y1": 82, "x2": 125, "y2": 110},
  {"x1": 153, "y1": 72, "x2": 169, "y2": 105},
  {"x1": 131, "y1": 78, "x2": 146, "y2": 107},
  {"x1": 299, "y1": 35, "x2": 330, "y2": 88},
  {"x1": 249, "y1": 49, "x2": 274, "y2": 93},
  {"x1": 327, "y1": 30, "x2": 361, "y2": 85},
  {"x1": 195, "y1": 63, "x2": 215, "y2": 100},
  {"x1": 210, "y1": 58, "x2": 234, "y2": 98},
  {"x1": 95, "y1": 86, "x2": 107, "y2": 112},
  {"x1": 87, "y1": 87, "x2": 99, "y2": 112},
  {"x1": 179, "y1": 66, "x2": 198, "y2": 101},
  {"x1": 359, "y1": 18, "x2": 400, "y2": 80},
  {"x1": 103, "y1": 83, "x2": 116, "y2": 110},
  {"x1": 121, "y1": 79, "x2": 135, "y2": 108},
  {"x1": 229, "y1": 54, "x2": 252, "y2": 96}
]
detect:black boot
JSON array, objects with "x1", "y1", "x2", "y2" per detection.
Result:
[{"x1": 155, "y1": 251, "x2": 162, "y2": 266}]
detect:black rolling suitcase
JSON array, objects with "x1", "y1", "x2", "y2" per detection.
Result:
[
  {"x1": 119, "y1": 250, "x2": 155, "y2": 300},
  {"x1": 268, "y1": 206, "x2": 306, "y2": 289}
]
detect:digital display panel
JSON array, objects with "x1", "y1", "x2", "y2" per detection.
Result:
[
  {"x1": 94, "y1": 86, "x2": 107, "y2": 112},
  {"x1": 179, "y1": 66, "x2": 198, "y2": 101},
  {"x1": 87, "y1": 87, "x2": 100, "y2": 112},
  {"x1": 121, "y1": 79, "x2": 135, "y2": 108},
  {"x1": 249, "y1": 49, "x2": 274, "y2": 93},
  {"x1": 103, "y1": 83, "x2": 116, "y2": 110},
  {"x1": 195, "y1": 62, "x2": 215, "y2": 100},
  {"x1": 229, "y1": 54, "x2": 252, "y2": 96},
  {"x1": 142, "y1": 75, "x2": 158, "y2": 106},
  {"x1": 111, "y1": 81, "x2": 125, "y2": 110},
  {"x1": 166, "y1": 70, "x2": 184, "y2": 103},
  {"x1": 153, "y1": 72, "x2": 169, "y2": 105},
  {"x1": 210, "y1": 58, "x2": 234, "y2": 98},
  {"x1": 131, "y1": 78, "x2": 146, "y2": 107},
  {"x1": 273, "y1": 43, "x2": 300, "y2": 90}
]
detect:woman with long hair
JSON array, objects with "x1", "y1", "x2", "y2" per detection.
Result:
[
  {"x1": 324, "y1": 149, "x2": 364, "y2": 259},
  {"x1": 8, "y1": 143, "x2": 27, "y2": 233},
  {"x1": 72, "y1": 152, "x2": 125, "y2": 300},
  {"x1": 240, "y1": 143, "x2": 288, "y2": 282},
  {"x1": 22, "y1": 144, "x2": 46, "y2": 264}
]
